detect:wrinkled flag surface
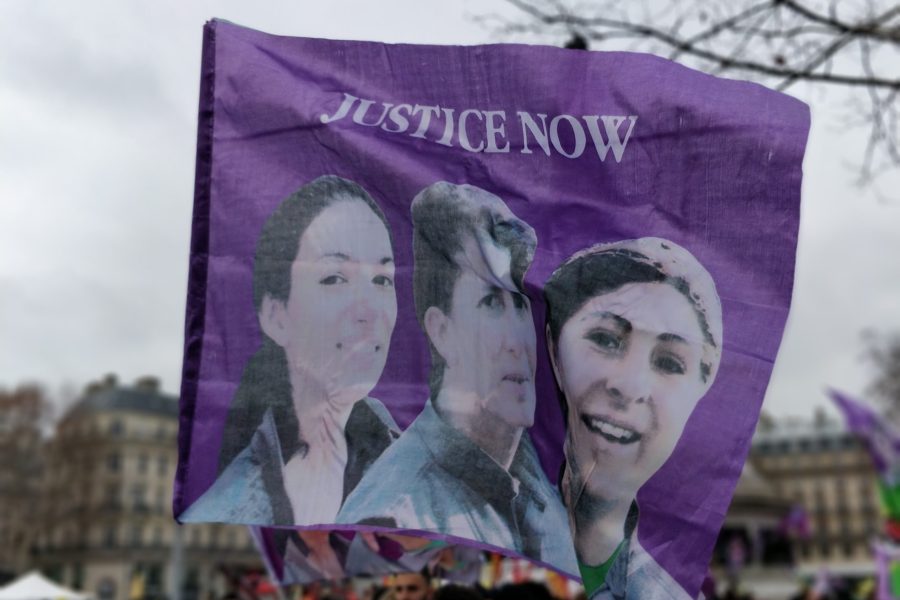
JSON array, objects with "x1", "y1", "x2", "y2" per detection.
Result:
[{"x1": 175, "y1": 19, "x2": 809, "y2": 597}]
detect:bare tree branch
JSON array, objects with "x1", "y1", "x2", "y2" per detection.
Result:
[
  {"x1": 503, "y1": 0, "x2": 900, "y2": 88},
  {"x1": 494, "y1": 0, "x2": 900, "y2": 182}
]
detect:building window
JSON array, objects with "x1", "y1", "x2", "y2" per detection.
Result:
[
  {"x1": 104, "y1": 526, "x2": 117, "y2": 548},
  {"x1": 130, "y1": 484, "x2": 147, "y2": 511},
  {"x1": 183, "y1": 568, "x2": 200, "y2": 600},
  {"x1": 818, "y1": 537, "x2": 831, "y2": 558},
  {"x1": 146, "y1": 564, "x2": 164, "y2": 599},
  {"x1": 156, "y1": 487, "x2": 166, "y2": 515},
  {"x1": 842, "y1": 541, "x2": 856, "y2": 558},
  {"x1": 130, "y1": 525, "x2": 142, "y2": 547},
  {"x1": 45, "y1": 566, "x2": 63, "y2": 586},
  {"x1": 138, "y1": 454, "x2": 148, "y2": 474},
  {"x1": 106, "y1": 453, "x2": 120, "y2": 473},
  {"x1": 109, "y1": 419, "x2": 124, "y2": 436},
  {"x1": 157, "y1": 455, "x2": 169, "y2": 476},
  {"x1": 104, "y1": 484, "x2": 119, "y2": 509},
  {"x1": 72, "y1": 564, "x2": 84, "y2": 589}
]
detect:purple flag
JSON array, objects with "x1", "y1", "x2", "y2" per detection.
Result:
[
  {"x1": 875, "y1": 541, "x2": 900, "y2": 600},
  {"x1": 175, "y1": 19, "x2": 809, "y2": 598},
  {"x1": 830, "y1": 389, "x2": 900, "y2": 480}
]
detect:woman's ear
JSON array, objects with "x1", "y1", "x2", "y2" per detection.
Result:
[
  {"x1": 258, "y1": 295, "x2": 289, "y2": 347},
  {"x1": 547, "y1": 323, "x2": 562, "y2": 385},
  {"x1": 424, "y1": 305, "x2": 454, "y2": 366}
]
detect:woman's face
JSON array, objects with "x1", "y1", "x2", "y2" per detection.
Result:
[
  {"x1": 554, "y1": 282, "x2": 708, "y2": 502},
  {"x1": 276, "y1": 198, "x2": 397, "y2": 401},
  {"x1": 441, "y1": 266, "x2": 537, "y2": 429}
]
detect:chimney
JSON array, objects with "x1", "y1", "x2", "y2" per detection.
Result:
[
  {"x1": 102, "y1": 373, "x2": 118, "y2": 389},
  {"x1": 814, "y1": 406, "x2": 828, "y2": 428},
  {"x1": 135, "y1": 376, "x2": 160, "y2": 393}
]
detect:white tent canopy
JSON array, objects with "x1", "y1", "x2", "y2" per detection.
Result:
[{"x1": 0, "y1": 572, "x2": 92, "y2": 600}]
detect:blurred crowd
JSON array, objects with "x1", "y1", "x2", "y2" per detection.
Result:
[{"x1": 286, "y1": 570, "x2": 881, "y2": 600}]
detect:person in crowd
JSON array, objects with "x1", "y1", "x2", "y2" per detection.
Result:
[
  {"x1": 543, "y1": 237, "x2": 724, "y2": 599},
  {"x1": 433, "y1": 584, "x2": 483, "y2": 600},
  {"x1": 181, "y1": 175, "x2": 400, "y2": 525},
  {"x1": 338, "y1": 181, "x2": 576, "y2": 574},
  {"x1": 392, "y1": 571, "x2": 433, "y2": 600},
  {"x1": 490, "y1": 582, "x2": 554, "y2": 600}
]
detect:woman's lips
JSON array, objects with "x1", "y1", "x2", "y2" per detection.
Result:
[{"x1": 581, "y1": 413, "x2": 641, "y2": 444}]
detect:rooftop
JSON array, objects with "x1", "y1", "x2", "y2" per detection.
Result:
[{"x1": 65, "y1": 374, "x2": 177, "y2": 421}]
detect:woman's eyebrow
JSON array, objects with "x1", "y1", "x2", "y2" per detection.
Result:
[
  {"x1": 480, "y1": 282, "x2": 503, "y2": 294},
  {"x1": 380, "y1": 256, "x2": 393, "y2": 265},
  {"x1": 586, "y1": 311, "x2": 631, "y2": 332},
  {"x1": 657, "y1": 332, "x2": 688, "y2": 344},
  {"x1": 318, "y1": 251, "x2": 350, "y2": 262}
]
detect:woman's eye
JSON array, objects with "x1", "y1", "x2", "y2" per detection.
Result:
[
  {"x1": 654, "y1": 352, "x2": 686, "y2": 375},
  {"x1": 511, "y1": 293, "x2": 529, "y2": 311},
  {"x1": 586, "y1": 330, "x2": 622, "y2": 352},
  {"x1": 478, "y1": 293, "x2": 503, "y2": 310},
  {"x1": 319, "y1": 274, "x2": 347, "y2": 285},
  {"x1": 372, "y1": 274, "x2": 394, "y2": 288}
]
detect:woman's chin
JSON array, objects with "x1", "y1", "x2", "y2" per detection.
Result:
[{"x1": 329, "y1": 381, "x2": 377, "y2": 405}]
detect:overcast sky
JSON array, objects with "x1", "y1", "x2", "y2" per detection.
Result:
[{"x1": 2, "y1": 0, "x2": 897, "y2": 419}]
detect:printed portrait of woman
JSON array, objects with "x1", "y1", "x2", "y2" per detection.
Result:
[
  {"x1": 180, "y1": 175, "x2": 400, "y2": 526},
  {"x1": 543, "y1": 238, "x2": 723, "y2": 600}
]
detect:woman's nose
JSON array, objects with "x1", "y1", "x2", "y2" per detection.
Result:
[
  {"x1": 605, "y1": 350, "x2": 651, "y2": 408},
  {"x1": 350, "y1": 293, "x2": 378, "y2": 324},
  {"x1": 500, "y1": 305, "x2": 533, "y2": 357}
]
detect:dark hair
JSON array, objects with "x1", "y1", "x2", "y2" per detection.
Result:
[
  {"x1": 218, "y1": 176, "x2": 390, "y2": 477},
  {"x1": 433, "y1": 584, "x2": 483, "y2": 600},
  {"x1": 252, "y1": 175, "x2": 390, "y2": 313},
  {"x1": 544, "y1": 249, "x2": 666, "y2": 350},
  {"x1": 490, "y1": 582, "x2": 553, "y2": 600},
  {"x1": 544, "y1": 247, "x2": 717, "y2": 382},
  {"x1": 411, "y1": 182, "x2": 534, "y2": 400}
]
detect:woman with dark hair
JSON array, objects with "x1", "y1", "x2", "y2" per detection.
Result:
[
  {"x1": 180, "y1": 175, "x2": 399, "y2": 525},
  {"x1": 544, "y1": 237, "x2": 723, "y2": 600}
]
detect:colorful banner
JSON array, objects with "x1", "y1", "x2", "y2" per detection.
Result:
[
  {"x1": 250, "y1": 528, "x2": 483, "y2": 586},
  {"x1": 830, "y1": 389, "x2": 900, "y2": 531},
  {"x1": 175, "y1": 19, "x2": 808, "y2": 598},
  {"x1": 875, "y1": 541, "x2": 900, "y2": 600}
]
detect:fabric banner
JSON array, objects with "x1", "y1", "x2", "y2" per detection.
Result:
[
  {"x1": 875, "y1": 541, "x2": 900, "y2": 600},
  {"x1": 831, "y1": 389, "x2": 900, "y2": 538},
  {"x1": 175, "y1": 19, "x2": 809, "y2": 598},
  {"x1": 830, "y1": 390, "x2": 900, "y2": 480},
  {"x1": 250, "y1": 528, "x2": 483, "y2": 586}
]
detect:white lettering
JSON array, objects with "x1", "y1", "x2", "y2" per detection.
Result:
[
  {"x1": 583, "y1": 115, "x2": 637, "y2": 163},
  {"x1": 550, "y1": 115, "x2": 586, "y2": 159},
  {"x1": 483, "y1": 110, "x2": 510, "y2": 153},
  {"x1": 518, "y1": 112, "x2": 551, "y2": 156}
]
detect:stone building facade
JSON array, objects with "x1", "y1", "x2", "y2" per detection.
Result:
[
  {"x1": 0, "y1": 386, "x2": 46, "y2": 582},
  {"x1": 750, "y1": 411, "x2": 881, "y2": 574},
  {"x1": 25, "y1": 376, "x2": 261, "y2": 600}
]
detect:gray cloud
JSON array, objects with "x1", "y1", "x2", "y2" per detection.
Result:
[{"x1": 2, "y1": 0, "x2": 897, "y2": 420}]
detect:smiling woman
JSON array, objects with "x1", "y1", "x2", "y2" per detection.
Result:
[
  {"x1": 544, "y1": 238, "x2": 723, "y2": 600},
  {"x1": 179, "y1": 175, "x2": 400, "y2": 527}
]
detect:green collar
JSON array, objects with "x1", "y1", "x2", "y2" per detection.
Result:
[{"x1": 578, "y1": 540, "x2": 625, "y2": 594}]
